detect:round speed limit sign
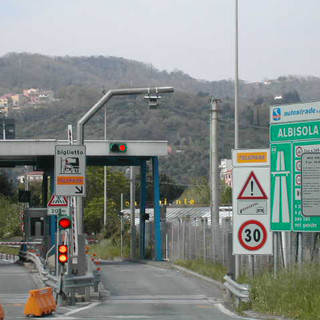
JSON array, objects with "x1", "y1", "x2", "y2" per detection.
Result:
[{"x1": 238, "y1": 220, "x2": 267, "y2": 251}]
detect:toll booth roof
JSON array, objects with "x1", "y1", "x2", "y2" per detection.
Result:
[{"x1": 0, "y1": 139, "x2": 168, "y2": 168}]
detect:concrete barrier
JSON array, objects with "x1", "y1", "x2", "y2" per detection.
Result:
[
  {"x1": 0, "y1": 300, "x2": 4, "y2": 320},
  {"x1": 24, "y1": 287, "x2": 56, "y2": 316}
]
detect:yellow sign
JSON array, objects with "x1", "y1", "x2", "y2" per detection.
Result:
[
  {"x1": 57, "y1": 176, "x2": 84, "y2": 185},
  {"x1": 237, "y1": 152, "x2": 268, "y2": 163}
]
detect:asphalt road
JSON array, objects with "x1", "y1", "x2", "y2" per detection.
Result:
[
  {"x1": 0, "y1": 260, "x2": 38, "y2": 320},
  {"x1": 0, "y1": 259, "x2": 255, "y2": 320},
  {"x1": 68, "y1": 261, "x2": 254, "y2": 320}
]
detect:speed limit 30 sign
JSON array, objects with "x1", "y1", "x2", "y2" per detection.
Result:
[
  {"x1": 238, "y1": 220, "x2": 267, "y2": 251},
  {"x1": 232, "y1": 149, "x2": 273, "y2": 255}
]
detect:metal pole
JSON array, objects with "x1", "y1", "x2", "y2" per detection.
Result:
[
  {"x1": 273, "y1": 232, "x2": 278, "y2": 278},
  {"x1": 203, "y1": 218, "x2": 206, "y2": 262},
  {"x1": 235, "y1": 0, "x2": 239, "y2": 149},
  {"x1": 120, "y1": 193, "x2": 124, "y2": 257},
  {"x1": 234, "y1": 0, "x2": 240, "y2": 279},
  {"x1": 298, "y1": 232, "x2": 303, "y2": 269},
  {"x1": 104, "y1": 106, "x2": 107, "y2": 228},
  {"x1": 209, "y1": 98, "x2": 221, "y2": 261},
  {"x1": 130, "y1": 166, "x2": 136, "y2": 260}
]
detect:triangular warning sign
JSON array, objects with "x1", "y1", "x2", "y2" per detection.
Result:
[
  {"x1": 47, "y1": 194, "x2": 68, "y2": 207},
  {"x1": 238, "y1": 171, "x2": 267, "y2": 200}
]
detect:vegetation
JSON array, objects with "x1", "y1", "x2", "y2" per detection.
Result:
[
  {"x1": 0, "y1": 195, "x2": 23, "y2": 239},
  {"x1": 0, "y1": 245, "x2": 19, "y2": 255},
  {"x1": 0, "y1": 52, "x2": 313, "y2": 186},
  {"x1": 174, "y1": 259, "x2": 227, "y2": 282},
  {"x1": 250, "y1": 264, "x2": 320, "y2": 319},
  {"x1": 88, "y1": 238, "x2": 129, "y2": 260}
]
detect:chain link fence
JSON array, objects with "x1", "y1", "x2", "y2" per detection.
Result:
[{"x1": 143, "y1": 207, "x2": 320, "y2": 276}]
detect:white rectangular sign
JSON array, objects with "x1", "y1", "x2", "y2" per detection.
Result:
[
  {"x1": 270, "y1": 101, "x2": 320, "y2": 124},
  {"x1": 54, "y1": 145, "x2": 86, "y2": 196},
  {"x1": 232, "y1": 149, "x2": 273, "y2": 255}
]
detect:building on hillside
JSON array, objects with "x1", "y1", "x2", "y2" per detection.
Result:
[
  {"x1": 11, "y1": 94, "x2": 29, "y2": 107},
  {"x1": 219, "y1": 158, "x2": 232, "y2": 187},
  {"x1": 23, "y1": 88, "x2": 40, "y2": 104},
  {"x1": 23, "y1": 88, "x2": 54, "y2": 104},
  {"x1": 17, "y1": 171, "x2": 44, "y2": 184},
  {"x1": 38, "y1": 90, "x2": 54, "y2": 102},
  {"x1": 0, "y1": 94, "x2": 13, "y2": 108}
]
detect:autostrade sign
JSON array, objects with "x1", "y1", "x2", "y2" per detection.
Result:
[{"x1": 270, "y1": 101, "x2": 320, "y2": 124}]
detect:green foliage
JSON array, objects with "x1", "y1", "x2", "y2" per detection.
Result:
[
  {"x1": 0, "y1": 246, "x2": 19, "y2": 255},
  {"x1": 179, "y1": 177, "x2": 210, "y2": 205},
  {"x1": 174, "y1": 259, "x2": 227, "y2": 282},
  {"x1": 0, "y1": 196, "x2": 23, "y2": 239},
  {"x1": 89, "y1": 238, "x2": 129, "y2": 260},
  {"x1": 250, "y1": 264, "x2": 320, "y2": 319},
  {"x1": 84, "y1": 167, "x2": 129, "y2": 237},
  {"x1": 221, "y1": 181, "x2": 232, "y2": 205}
]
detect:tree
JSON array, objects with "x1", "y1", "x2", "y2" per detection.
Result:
[
  {"x1": 0, "y1": 195, "x2": 23, "y2": 239},
  {"x1": 84, "y1": 167, "x2": 129, "y2": 237}
]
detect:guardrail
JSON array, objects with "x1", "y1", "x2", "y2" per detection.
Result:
[
  {"x1": 0, "y1": 252, "x2": 19, "y2": 262},
  {"x1": 223, "y1": 275, "x2": 250, "y2": 306},
  {"x1": 22, "y1": 251, "x2": 61, "y2": 292},
  {"x1": 21, "y1": 250, "x2": 102, "y2": 304}
]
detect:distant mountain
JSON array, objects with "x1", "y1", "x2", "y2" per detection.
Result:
[{"x1": 1, "y1": 52, "x2": 320, "y2": 185}]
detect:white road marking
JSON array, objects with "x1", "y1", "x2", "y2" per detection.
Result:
[
  {"x1": 215, "y1": 303, "x2": 258, "y2": 320},
  {"x1": 61, "y1": 302, "x2": 100, "y2": 317}
]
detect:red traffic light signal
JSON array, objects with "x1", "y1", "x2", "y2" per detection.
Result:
[
  {"x1": 58, "y1": 216, "x2": 72, "y2": 229},
  {"x1": 110, "y1": 143, "x2": 127, "y2": 153},
  {"x1": 58, "y1": 245, "x2": 68, "y2": 264}
]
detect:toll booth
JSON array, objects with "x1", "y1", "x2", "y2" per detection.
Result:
[{"x1": 24, "y1": 208, "x2": 50, "y2": 256}]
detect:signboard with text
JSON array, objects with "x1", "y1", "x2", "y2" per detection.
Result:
[
  {"x1": 232, "y1": 149, "x2": 272, "y2": 255},
  {"x1": 270, "y1": 101, "x2": 320, "y2": 231},
  {"x1": 54, "y1": 145, "x2": 86, "y2": 196}
]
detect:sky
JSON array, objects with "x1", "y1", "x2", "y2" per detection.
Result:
[{"x1": 1, "y1": 0, "x2": 319, "y2": 82}]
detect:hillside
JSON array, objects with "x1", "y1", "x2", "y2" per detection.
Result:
[{"x1": 0, "y1": 52, "x2": 317, "y2": 184}]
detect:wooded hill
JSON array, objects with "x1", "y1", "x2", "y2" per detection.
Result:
[{"x1": 1, "y1": 52, "x2": 319, "y2": 185}]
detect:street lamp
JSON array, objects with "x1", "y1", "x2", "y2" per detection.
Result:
[{"x1": 75, "y1": 86, "x2": 174, "y2": 263}]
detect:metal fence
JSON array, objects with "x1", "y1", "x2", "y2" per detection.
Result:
[{"x1": 144, "y1": 211, "x2": 320, "y2": 276}]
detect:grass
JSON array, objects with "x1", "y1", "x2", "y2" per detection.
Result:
[
  {"x1": 174, "y1": 259, "x2": 227, "y2": 282},
  {"x1": 173, "y1": 259, "x2": 320, "y2": 319},
  {"x1": 0, "y1": 245, "x2": 19, "y2": 255},
  {"x1": 250, "y1": 263, "x2": 320, "y2": 320},
  {"x1": 88, "y1": 239, "x2": 129, "y2": 260}
]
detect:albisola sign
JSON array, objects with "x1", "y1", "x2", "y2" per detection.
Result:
[{"x1": 270, "y1": 121, "x2": 320, "y2": 142}]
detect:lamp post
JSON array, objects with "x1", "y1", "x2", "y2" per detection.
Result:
[{"x1": 75, "y1": 87, "x2": 174, "y2": 265}]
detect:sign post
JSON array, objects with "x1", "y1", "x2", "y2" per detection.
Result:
[
  {"x1": 232, "y1": 149, "x2": 272, "y2": 255},
  {"x1": 270, "y1": 101, "x2": 320, "y2": 231}
]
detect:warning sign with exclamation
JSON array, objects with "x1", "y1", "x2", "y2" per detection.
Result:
[{"x1": 238, "y1": 171, "x2": 268, "y2": 200}]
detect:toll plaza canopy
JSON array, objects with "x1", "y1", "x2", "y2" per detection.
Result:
[
  {"x1": 0, "y1": 139, "x2": 166, "y2": 261},
  {"x1": 0, "y1": 139, "x2": 167, "y2": 168}
]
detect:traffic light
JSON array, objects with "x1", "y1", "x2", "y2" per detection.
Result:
[
  {"x1": 109, "y1": 143, "x2": 127, "y2": 153},
  {"x1": 58, "y1": 245, "x2": 68, "y2": 264},
  {"x1": 58, "y1": 216, "x2": 72, "y2": 230}
]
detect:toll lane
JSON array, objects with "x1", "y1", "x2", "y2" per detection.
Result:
[
  {"x1": 0, "y1": 260, "x2": 38, "y2": 319},
  {"x1": 74, "y1": 261, "x2": 253, "y2": 320}
]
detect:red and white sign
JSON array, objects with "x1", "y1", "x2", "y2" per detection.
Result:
[
  {"x1": 47, "y1": 194, "x2": 69, "y2": 216},
  {"x1": 48, "y1": 194, "x2": 68, "y2": 207},
  {"x1": 232, "y1": 149, "x2": 272, "y2": 255},
  {"x1": 238, "y1": 220, "x2": 267, "y2": 251},
  {"x1": 238, "y1": 171, "x2": 267, "y2": 200}
]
